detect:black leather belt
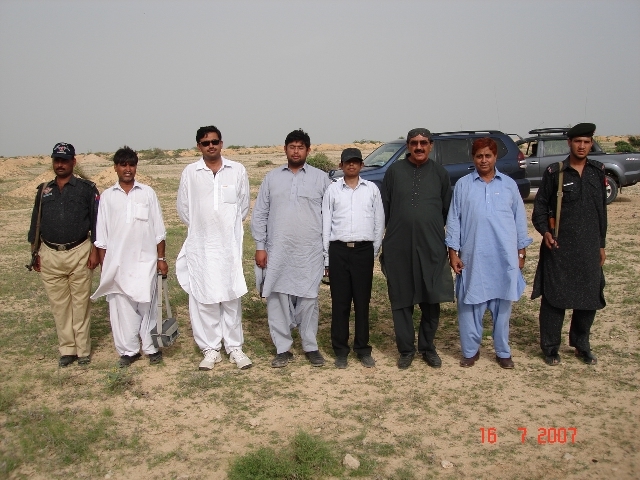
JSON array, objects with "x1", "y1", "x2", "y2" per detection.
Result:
[
  {"x1": 332, "y1": 240, "x2": 373, "y2": 248},
  {"x1": 42, "y1": 237, "x2": 87, "y2": 251}
]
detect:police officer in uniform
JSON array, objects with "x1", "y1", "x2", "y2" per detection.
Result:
[
  {"x1": 28, "y1": 142, "x2": 100, "y2": 367},
  {"x1": 531, "y1": 123, "x2": 607, "y2": 366}
]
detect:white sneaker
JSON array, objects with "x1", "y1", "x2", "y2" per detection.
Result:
[
  {"x1": 199, "y1": 349, "x2": 222, "y2": 370},
  {"x1": 229, "y1": 348, "x2": 253, "y2": 370}
]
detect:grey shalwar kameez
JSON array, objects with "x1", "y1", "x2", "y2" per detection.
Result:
[{"x1": 251, "y1": 164, "x2": 331, "y2": 353}]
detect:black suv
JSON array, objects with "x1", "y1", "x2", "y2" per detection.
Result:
[
  {"x1": 329, "y1": 130, "x2": 530, "y2": 199},
  {"x1": 517, "y1": 128, "x2": 640, "y2": 204}
]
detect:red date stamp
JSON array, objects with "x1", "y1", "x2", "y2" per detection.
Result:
[{"x1": 480, "y1": 427, "x2": 577, "y2": 444}]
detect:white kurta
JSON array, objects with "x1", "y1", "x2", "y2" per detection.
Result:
[
  {"x1": 92, "y1": 181, "x2": 166, "y2": 303},
  {"x1": 176, "y1": 157, "x2": 249, "y2": 304}
]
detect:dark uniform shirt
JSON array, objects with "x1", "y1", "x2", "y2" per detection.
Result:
[
  {"x1": 381, "y1": 158, "x2": 454, "y2": 309},
  {"x1": 531, "y1": 157, "x2": 607, "y2": 309},
  {"x1": 28, "y1": 176, "x2": 99, "y2": 245}
]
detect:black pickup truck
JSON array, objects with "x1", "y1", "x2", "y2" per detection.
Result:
[{"x1": 517, "y1": 128, "x2": 640, "y2": 204}]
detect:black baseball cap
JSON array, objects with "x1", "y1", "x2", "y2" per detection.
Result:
[
  {"x1": 341, "y1": 148, "x2": 363, "y2": 163},
  {"x1": 51, "y1": 142, "x2": 76, "y2": 159}
]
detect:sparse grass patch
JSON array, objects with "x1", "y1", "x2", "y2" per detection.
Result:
[
  {"x1": 104, "y1": 366, "x2": 135, "y2": 394},
  {"x1": 228, "y1": 430, "x2": 342, "y2": 480},
  {"x1": 256, "y1": 159, "x2": 274, "y2": 167}
]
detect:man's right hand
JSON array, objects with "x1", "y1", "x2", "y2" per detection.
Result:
[
  {"x1": 543, "y1": 232, "x2": 558, "y2": 250},
  {"x1": 33, "y1": 254, "x2": 41, "y2": 272},
  {"x1": 255, "y1": 250, "x2": 268, "y2": 268}
]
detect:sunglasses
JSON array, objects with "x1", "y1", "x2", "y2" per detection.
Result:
[
  {"x1": 409, "y1": 140, "x2": 431, "y2": 147},
  {"x1": 199, "y1": 139, "x2": 221, "y2": 147}
]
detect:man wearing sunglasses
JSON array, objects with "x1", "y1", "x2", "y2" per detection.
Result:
[
  {"x1": 176, "y1": 125, "x2": 252, "y2": 371},
  {"x1": 381, "y1": 128, "x2": 454, "y2": 369}
]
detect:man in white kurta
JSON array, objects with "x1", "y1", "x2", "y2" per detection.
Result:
[
  {"x1": 176, "y1": 125, "x2": 252, "y2": 370},
  {"x1": 91, "y1": 146, "x2": 168, "y2": 367}
]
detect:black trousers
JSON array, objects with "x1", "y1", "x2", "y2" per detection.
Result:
[
  {"x1": 392, "y1": 302, "x2": 440, "y2": 356},
  {"x1": 539, "y1": 296, "x2": 596, "y2": 356},
  {"x1": 329, "y1": 241, "x2": 374, "y2": 357}
]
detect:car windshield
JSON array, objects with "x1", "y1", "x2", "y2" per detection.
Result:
[{"x1": 364, "y1": 142, "x2": 405, "y2": 167}]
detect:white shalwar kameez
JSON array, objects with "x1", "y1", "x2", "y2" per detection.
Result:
[
  {"x1": 91, "y1": 181, "x2": 166, "y2": 356},
  {"x1": 176, "y1": 157, "x2": 249, "y2": 354}
]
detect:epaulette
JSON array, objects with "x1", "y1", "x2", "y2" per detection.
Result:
[
  {"x1": 77, "y1": 177, "x2": 97, "y2": 188},
  {"x1": 587, "y1": 158, "x2": 605, "y2": 172}
]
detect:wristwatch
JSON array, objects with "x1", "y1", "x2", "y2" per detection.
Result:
[
  {"x1": 518, "y1": 253, "x2": 526, "y2": 259},
  {"x1": 157, "y1": 257, "x2": 166, "y2": 261}
]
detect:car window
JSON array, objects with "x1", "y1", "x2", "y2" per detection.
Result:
[
  {"x1": 363, "y1": 143, "x2": 405, "y2": 167},
  {"x1": 543, "y1": 140, "x2": 570, "y2": 156},
  {"x1": 493, "y1": 138, "x2": 508, "y2": 159},
  {"x1": 439, "y1": 139, "x2": 470, "y2": 165}
]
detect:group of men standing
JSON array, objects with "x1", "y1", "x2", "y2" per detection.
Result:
[{"x1": 29, "y1": 123, "x2": 607, "y2": 370}]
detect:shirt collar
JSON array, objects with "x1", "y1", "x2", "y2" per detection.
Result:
[
  {"x1": 282, "y1": 163, "x2": 307, "y2": 173},
  {"x1": 112, "y1": 180, "x2": 143, "y2": 193},
  {"x1": 472, "y1": 168, "x2": 504, "y2": 181},
  {"x1": 338, "y1": 176, "x2": 367, "y2": 189},
  {"x1": 195, "y1": 156, "x2": 231, "y2": 171}
]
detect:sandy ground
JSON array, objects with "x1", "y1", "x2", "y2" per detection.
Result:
[{"x1": 1, "y1": 146, "x2": 639, "y2": 480}]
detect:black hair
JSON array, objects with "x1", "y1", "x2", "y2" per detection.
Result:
[
  {"x1": 196, "y1": 125, "x2": 222, "y2": 143},
  {"x1": 113, "y1": 146, "x2": 138, "y2": 165},
  {"x1": 284, "y1": 129, "x2": 311, "y2": 148}
]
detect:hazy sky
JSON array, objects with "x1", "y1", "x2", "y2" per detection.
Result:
[{"x1": 1, "y1": 0, "x2": 639, "y2": 157}]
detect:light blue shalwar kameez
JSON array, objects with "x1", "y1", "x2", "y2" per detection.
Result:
[{"x1": 445, "y1": 169, "x2": 532, "y2": 358}]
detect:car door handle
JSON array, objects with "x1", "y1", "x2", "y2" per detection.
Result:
[
  {"x1": 529, "y1": 161, "x2": 539, "y2": 164},
  {"x1": 468, "y1": 166, "x2": 474, "y2": 170}
]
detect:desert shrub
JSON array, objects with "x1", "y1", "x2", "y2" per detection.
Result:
[
  {"x1": 256, "y1": 160, "x2": 274, "y2": 167},
  {"x1": 353, "y1": 139, "x2": 382, "y2": 144},
  {"x1": 615, "y1": 141, "x2": 633, "y2": 153},
  {"x1": 171, "y1": 148, "x2": 186, "y2": 158},
  {"x1": 138, "y1": 148, "x2": 167, "y2": 160},
  {"x1": 627, "y1": 136, "x2": 640, "y2": 149},
  {"x1": 227, "y1": 145, "x2": 245, "y2": 150},
  {"x1": 305, "y1": 152, "x2": 335, "y2": 172}
]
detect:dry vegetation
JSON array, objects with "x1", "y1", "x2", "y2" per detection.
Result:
[{"x1": 0, "y1": 143, "x2": 638, "y2": 480}]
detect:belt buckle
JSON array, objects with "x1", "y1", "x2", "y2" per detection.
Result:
[
  {"x1": 346, "y1": 242, "x2": 355, "y2": 248},
  {"x1": 58, "y1": 245, "x2": 67, "y2": 251}
]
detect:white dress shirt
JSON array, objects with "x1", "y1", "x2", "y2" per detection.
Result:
[{"x1": 322, "y1": 177, "x2": 385, "y2": 267}]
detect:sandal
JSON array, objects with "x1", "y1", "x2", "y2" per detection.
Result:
[
  {"x1": 544, "y1": 354, "x2": 561, "y2": 366},
  {"x1": 575, "y1": 349, "x2": 597, "y2": 365}
]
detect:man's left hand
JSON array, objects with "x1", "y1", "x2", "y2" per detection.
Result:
[
  {"x1": 87, "y1": 246, "x2": 100, "y2": 270},
  {"x1": 600, "y1": 248, "x2": 606, "y2": 266}
]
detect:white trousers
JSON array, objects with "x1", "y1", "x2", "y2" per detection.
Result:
[
  {"x1": 107, "y1": 293, "x2": 158, "y2": 356},
  {"x1": 266, "y1": 293, "x2": 319, "y2": 354},
  {"x1": 188, "y1": 296, "x2": 243, "y2": 353}
]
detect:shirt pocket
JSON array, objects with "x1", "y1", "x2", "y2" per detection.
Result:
[
  {"x1": 134, "y1": 202, "x2": 149, "y2": 221},
  {"x1": 561, "y1": 182, "x2": 578, "y2": 204},
  {"x1": 493, "y1": 191, "x2": 513, "y2": 214},
  {"x1": 221, "y1": 184, "x2": 237, "y2": 204}
]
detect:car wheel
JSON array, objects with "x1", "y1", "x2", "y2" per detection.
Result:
[{"x1": 605, "y1": 174, "x2": 618, "y2": 204}]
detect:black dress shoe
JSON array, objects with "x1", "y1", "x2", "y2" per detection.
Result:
[
  {"x1": 119, "y1": 353, "x2": 141, "y2": 368},
  {"x1": 575, "y1": 349, "x2": 597, "y2": 365},
  {"x1": 397, "y1": 353, "x2": 414, "y2": 369},
  {"x1": 422, "y1": 350, "x2": 442, "y2": 368},
  {"x1": 334, "y1": 356, "x2": 348, "y2": 369},
  {"x1": 59, "y1": 355, "x2": 78, "y2": 367}
]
